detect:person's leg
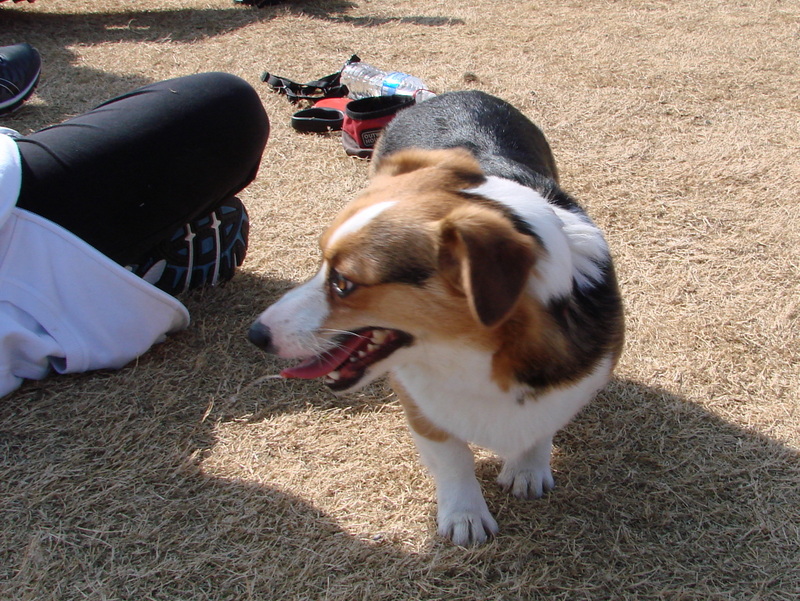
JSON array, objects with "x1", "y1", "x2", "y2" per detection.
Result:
[{"x1": 15, "y1": 72, "x2": 269, "y2": 266}]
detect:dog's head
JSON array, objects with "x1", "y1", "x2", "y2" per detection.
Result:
[{"x1": 248, "y1": 148, "x2": 543, "y2": 393}]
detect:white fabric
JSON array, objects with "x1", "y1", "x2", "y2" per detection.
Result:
[{"x1": 0, "y1": 134, "x2": 190, "y2": 397}]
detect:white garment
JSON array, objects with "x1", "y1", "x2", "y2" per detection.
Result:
[{"x1": 0, "y1": 134, "x2": 189, "y2": 398}]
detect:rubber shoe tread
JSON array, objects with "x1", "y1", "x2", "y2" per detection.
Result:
[{"x1": 131, "y1": 197, "x2": 249, "y2": 296}]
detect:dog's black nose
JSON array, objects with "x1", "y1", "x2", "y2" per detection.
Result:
[{"x1": 248, "y1": 321, "x2": 275, "y2": 353}]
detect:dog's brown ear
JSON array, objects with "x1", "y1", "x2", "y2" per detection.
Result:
[
  {"x1": 373, "y1": 148, "x2": 486, "y2": 188},
  {"x1": 438, "y1": 205, "x2": 537, "y2": 328}
]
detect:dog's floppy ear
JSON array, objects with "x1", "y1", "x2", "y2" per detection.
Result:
[
  {"x1": 438, "y1": 205, "x2": 537, "y2": 328},
  {"x1": 372, "y1": 148, "x2": 486, "y2": 188}
]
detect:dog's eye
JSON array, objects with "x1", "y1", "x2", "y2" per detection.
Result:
[{"x1": 329, "y1": 270, "x2": 357, "y2": 298}]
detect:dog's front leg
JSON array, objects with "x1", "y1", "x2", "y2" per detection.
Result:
[
  {"x1": 393, "y1": 378, "x2": 498, "y2": 545},
  {"x1": 411, "y1": 431, "x2": 499, "y2": 545}
]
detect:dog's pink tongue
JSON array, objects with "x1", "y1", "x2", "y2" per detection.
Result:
[{"x1": 280, "y1": 335, "x2": 364, "y2": 380}]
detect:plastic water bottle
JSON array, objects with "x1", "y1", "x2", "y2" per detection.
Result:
[{"x1": 340, "y1": 61, "x2": 435, "y2": 101}]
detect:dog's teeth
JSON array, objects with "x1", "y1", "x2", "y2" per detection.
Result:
[
  {"x1": 367, "y1": 344, "x2": 379, "y2": 352},
  {"x1": 371, "y1": 330, "x2": 388, "y2": 344},
  {"x1": 358, "y1": 350, "x2": 368, "y2": 358},
  {"x1": 328, "y1": 371, "x2": 340, "y2": 381}
]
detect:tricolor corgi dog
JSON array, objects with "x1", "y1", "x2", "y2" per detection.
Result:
[{"x1": 248, "y1": 91, "x2": 624, "y2": 546}]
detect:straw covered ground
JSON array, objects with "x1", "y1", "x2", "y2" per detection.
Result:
[{"x1": 1, "y1": 0, "x2": 798, "y2": 599}]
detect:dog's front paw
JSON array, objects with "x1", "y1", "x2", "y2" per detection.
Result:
[
  {"x1": 438, "y1": 507, "x2": 499, "y2": 546},
  {"x1": 497, "y1": 463, "x2": 555, "y2": 499},
  {"x1": 498, "y1": 438, "x2": 556, "y2": 500}
]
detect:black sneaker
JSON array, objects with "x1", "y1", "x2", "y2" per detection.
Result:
[
  {"x1": 0, "y1": 43, "x2": 42, "y2": 116},
  {"x1": 234, "y1": 0, "x2": 284, "y2": 7},
  {"x1": 128, "y1": 197, "x2": 250, "y2": 296}
]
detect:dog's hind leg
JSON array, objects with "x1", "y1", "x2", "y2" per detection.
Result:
[{"x1": 496, "y1": 436, "x2": 556, "y2": 500}]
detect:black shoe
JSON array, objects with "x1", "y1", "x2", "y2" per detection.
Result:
[
  {"x1": 127, "y1": 197, "x2": 250, "y2": 296},
  {"x1": 234, "y1": 0, "x2": 284, "y2": 7},
  {"x1": 0, "y1": 43, "x2": 42, "y2": 116}
]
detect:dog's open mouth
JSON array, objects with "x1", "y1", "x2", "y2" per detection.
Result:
[{"x1": 280, "y1": 328, "x2": 413, "y2": 391}]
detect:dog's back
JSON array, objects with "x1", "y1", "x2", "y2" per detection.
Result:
[{"x1": 374, "y1": 90, "x2": 559, "y2": 189}]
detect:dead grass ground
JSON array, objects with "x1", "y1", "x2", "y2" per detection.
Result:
[{"x1": 1, "y1": 0, "x2": 798, "y2": 599}]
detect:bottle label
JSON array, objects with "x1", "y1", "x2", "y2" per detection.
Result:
[{"x1": 381, "y1": 72, "x2": 405, "y2": 95}]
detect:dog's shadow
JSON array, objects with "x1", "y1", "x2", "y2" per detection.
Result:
[
  {"x1": 192, "y1": 275, "x2": 799, "y2": 596},
  {"x1": 478, "y1": 377, "x2": 800, "y2": 590},
  {"x1": 3, "y1": 273, "x2": 798, "y2": 598}
]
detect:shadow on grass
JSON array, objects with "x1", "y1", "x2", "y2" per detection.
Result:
[{"x1": 1, "y1": 269, "x2": 797, "y2": 599}]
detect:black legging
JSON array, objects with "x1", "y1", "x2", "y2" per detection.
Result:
[{"x1": 14, "y1": 72, "x2": 269, "y2": 265}]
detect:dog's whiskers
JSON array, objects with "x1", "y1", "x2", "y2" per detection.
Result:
[
  {"x1": 319, "y1": 328, "x2": 371, "y2": 340},
  {"x1": 309, "y1": 329, "x2": 373, "y2": 361}
]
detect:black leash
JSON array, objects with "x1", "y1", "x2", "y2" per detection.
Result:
[{"x1": 261, "y1": 55, "x2": 359, "y2": 104}]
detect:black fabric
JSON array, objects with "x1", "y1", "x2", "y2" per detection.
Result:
[{"x1": 15, "y1": 72, "x2": 269, "y2": 265}]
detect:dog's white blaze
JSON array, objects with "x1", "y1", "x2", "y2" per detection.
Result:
[
  {"x1": 468, "y1": 176, "x2": 609, "y2": 302},
  {"x1": 328, "y1": 200, "x2": 397, "y2": 246},
  {"x1": 252, "y1": 201, "x2": 398, "y2": 362},
  {"x1": 394, "y1": 345, "x2": 614, "y2": 458},
  {"x1": 253, "y1": 267, "x2": 329, "y2": 358}
]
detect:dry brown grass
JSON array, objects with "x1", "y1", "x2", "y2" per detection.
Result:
[{"x1": 1, "y1": 0, "x2": 798, "y2": 599}]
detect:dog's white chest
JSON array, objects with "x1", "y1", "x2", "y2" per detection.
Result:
[{"x1": 392, "y1": 343, "x2": 613, "y2": 457}]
